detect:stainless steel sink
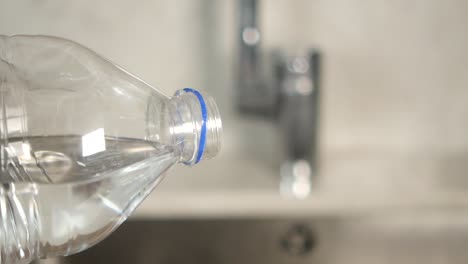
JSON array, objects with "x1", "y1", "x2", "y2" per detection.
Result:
[{"x1": 39, "y1": 211, "x2": 468, "y2": 264}]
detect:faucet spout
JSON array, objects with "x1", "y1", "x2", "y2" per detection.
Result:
[{"x1": 276, "y1": 51, "x2": 321, "y2": 198}]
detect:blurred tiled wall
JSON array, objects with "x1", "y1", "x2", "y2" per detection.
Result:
[
  {"x1": 262, "y1": 0, "x2": 468, "y2": 155},
  {"x1": 1, "y1": 0, "x2": 467, "y2": 156}
]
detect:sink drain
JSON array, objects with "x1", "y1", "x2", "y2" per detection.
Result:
[{"x1": 280, "y1": 224, "x2": 316, "y2": 256}]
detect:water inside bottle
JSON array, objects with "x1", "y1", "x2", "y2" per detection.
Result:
[{"x1": 0, "y1": 136, "x2": 178, "y2": 256}]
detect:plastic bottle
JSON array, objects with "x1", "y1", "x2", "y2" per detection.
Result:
[{"x1": 0, "y1": 35, "x2": 222, "y2": 263}]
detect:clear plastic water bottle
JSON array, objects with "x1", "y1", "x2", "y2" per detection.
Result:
[{"x1": 0, "y1": 35, "x2": 222, "y2": 263}]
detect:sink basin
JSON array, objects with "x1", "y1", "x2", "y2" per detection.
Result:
[
  {"x1": 129, "y1": 145, "x2": 468, "y2": 219},
  {"x1": 40, "y1": 211, "x2": 468, "y2": 264}
]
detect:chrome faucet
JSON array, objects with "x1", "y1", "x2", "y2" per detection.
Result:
[{"x1": 238, "y1": 0, "x2": 321, "y2": 198}]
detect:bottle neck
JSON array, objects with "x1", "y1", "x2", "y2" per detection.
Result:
[{"x1": 168, "y1": 88, "x2": 222, "y2": 166}]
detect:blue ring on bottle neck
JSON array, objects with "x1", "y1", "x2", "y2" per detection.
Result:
[{"x1": 182, "y1": 88, "x2": 207, "y2": 164}]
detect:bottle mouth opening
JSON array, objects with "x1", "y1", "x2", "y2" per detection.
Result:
[{"x1": 173, "y1": 88, "x2": 222, "y2": 165}]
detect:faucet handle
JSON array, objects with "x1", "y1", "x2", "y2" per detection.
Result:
[{"x1": 275, "y1": 50, "x2": 321, "y2": 198}]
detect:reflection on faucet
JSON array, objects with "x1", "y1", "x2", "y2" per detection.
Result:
[
  {"x1": 280, "y1": 160, "x2": 312, "y2": 199},
  {"x1": 238, "y1": 0, "x2": 321, "y2": 199}
]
